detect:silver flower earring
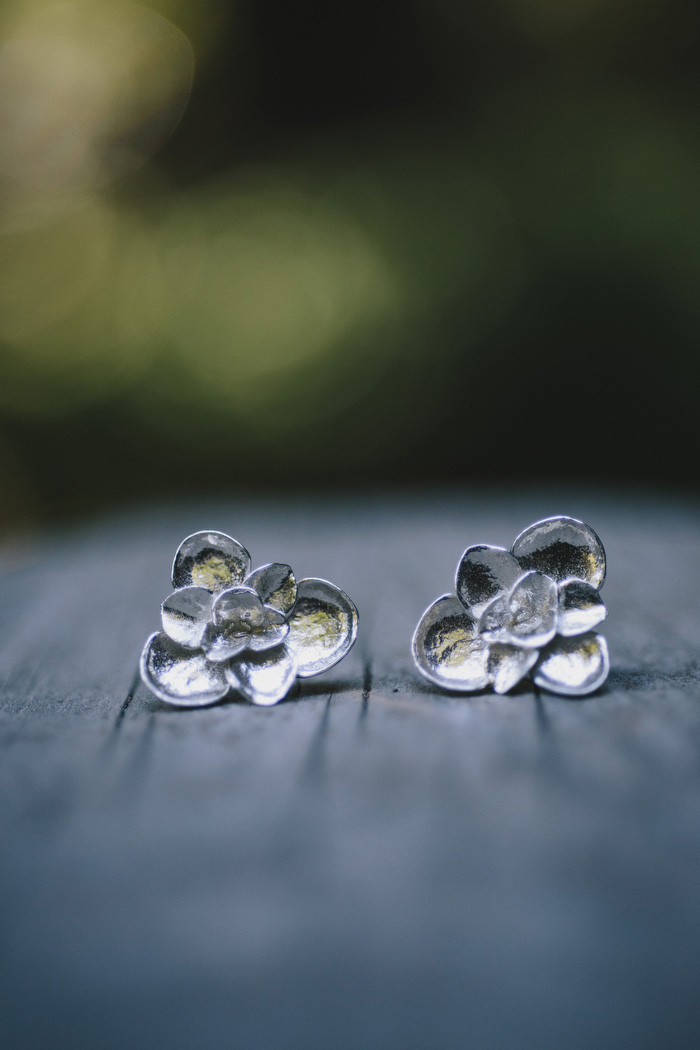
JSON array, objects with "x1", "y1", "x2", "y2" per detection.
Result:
[
  {"x1": 412, "y1": 516, "x2": 609, "y2": 697},
  {"x1": 141, "y1": 531, "x2": 358, "y2": 707}
]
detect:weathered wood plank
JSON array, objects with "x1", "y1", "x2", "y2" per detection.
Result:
[{"x1": 1, "y1": 489, "x2": 700, "y2": 1049}]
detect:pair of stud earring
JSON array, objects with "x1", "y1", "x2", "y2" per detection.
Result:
[{"x1": 140, "y1": 516, "x2": 610, "y2": 707}]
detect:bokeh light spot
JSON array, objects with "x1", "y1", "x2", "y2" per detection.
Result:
[{"x1": 0, "y1": 1, "x2": 194, "y2": 189}]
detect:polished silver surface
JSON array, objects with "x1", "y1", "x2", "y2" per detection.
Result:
[
  {"x1": 246, "y1": 621, "x2": 290, "y2": 651},
  {"x1": 213, "y1": 586, "x2": 269, "y2": 630},
  {"x1": 455, "y1": 545, "x2": 522, "y2": 619},
  {"x1": 200, "y1": 623, "x2": 249, "y2": 663},
  {"x1": 244, "y1": 563, "x2": 297, "y2": 615},
  {"x1": 504, "y1": 571, "x2": 558, "y2": 648},
  {"x1": 412, "y1": 594, "x2": 489, "y2": 692},
  {"x1": 479, "y1": 571, "x2": 557, "y2": 650},
  {"x1": 487, "y1": 644, "x2": 539, "y2": 695},
  {"x1": 140, "y1": 631, "x2": 229, "y2": 707},
  {"x1": 478, "y1": 594, "x2": 511, "y2": 645},
  {"x1": 141, "y1": 535, "x2": 358, "y2": 706},
  {"x1": 161, "y1": 586, "x2": 213, "y2": 649},
  {"x1": 413, "y1": 517, "x2": 609, "y2": 697},
  {"x1": 557, "y1": 579, "x2": 607, "y2": 636},
  {"x1": 225, "y1": 644, "x2": 298, "y2": 706},
  {"x1": 171, "y1": 531, "x2": 251, "y2": 592},
  {"x1": 199, "y1": 586, "x2": 291, "y2": 659},
  {"x1": 511, "y1": 516, "x2": 606, "y2": 589},
  {"x1": 287, "y1": 578, "x2": 359, "y2": 678},
  {"x1": 533, "y1": 633, "x2": 610, "y2": 697}
]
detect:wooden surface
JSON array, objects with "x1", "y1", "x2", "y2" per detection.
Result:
[{"x1": 1, "y1": 488, "x2": 700, "y2": 1049}]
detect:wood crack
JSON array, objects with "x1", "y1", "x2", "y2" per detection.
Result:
[{"x1": 114, "y1": 667, "x2": 142, "y2": 728}]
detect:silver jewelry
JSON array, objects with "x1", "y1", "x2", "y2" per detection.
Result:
[
  {"x1": 412, "y1": 516, "x2": 609, "y2": 697},
  {"x1": 141, "y1": 531, "x2": 358, "y2": 707}
]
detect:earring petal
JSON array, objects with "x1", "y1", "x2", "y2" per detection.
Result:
[
  {"x1": 246, "y1": 621, "x2": 290, "y2": 652},
  {"x1": 412, "y1": 594, "x2": 489, "y2": 691},
  {"x1": 245, "y1": 563, "x2": 297, "y2": 615},
  {"x1": 487, "y1": 644, "x2": 539, "y2": 695},
  {"x1": 161, "y1": 586, "x2": 214, "y2": 649},
  {"x1": 200, "y1": 623, "x2": 250, "y2": 663},
  {"x1": 557, "y1": 579, "x2": 607, "y2": 636},
  {"x1": 225, "y1": 644, "x2": 298, "y2": 706},
  {"x1": 286, "y1": 578, "x2": 358, "y2": 677},
  {"x1": 455, "y1": 545, "x2": 522, "y2": 618},
  {"x1": 140, "y1": 631, "x2": 229, "y2": 707},
  {"x1": 533, "y1": 633, "x2": 609, "y2": 697},
  {"x1": 511, "y1": 517, "x2": 606, "y2": 589},
  {"x1": 172, "y1": 531, "x2": 251, "y2": 592}
]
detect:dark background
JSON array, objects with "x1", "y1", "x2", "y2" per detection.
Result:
[{"x1": 1, "y1": 0, "x2": 699, "y2": 532}]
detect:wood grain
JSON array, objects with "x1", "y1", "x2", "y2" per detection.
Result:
[{"x1": 1, "y1": 489, "x2": 700, "y2": 1049}]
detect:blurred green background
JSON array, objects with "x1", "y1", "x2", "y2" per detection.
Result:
[{"x1": 0, "y1": 0, "x2": 699, "y2": 532}]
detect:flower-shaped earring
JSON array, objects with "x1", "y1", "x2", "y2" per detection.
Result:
[
  {"x1": 412, "y1": 516, "x2": 609, "y2": 697},
  {"x1": 141, "y1": 531, "x2": 358, "y2": 706}
]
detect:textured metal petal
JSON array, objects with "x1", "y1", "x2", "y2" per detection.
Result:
[
  {"x1": 505, "y1": 571, "x2": 558, "y2": 649},
  {"x1": 487, "y1": 644, "x2": 539, "y2": 695},
  {"x1": 479, "y1": 572, "x2": 557, "y2": 649},
  {"x1": 244, "y1": 563, "x2": 297, "y2": 615},
  {"x1": 511, "y1": 517, "x2": 606, "y2": 589},
  {"x1": 140, "y1": 631, "x2": 229, "y2": 707},
  {"x1": 200, "y1": 623, "x2": 249, "y2": 663},
  {"x1": 534, "y1": 633, "x2": 610, "y2": 697},
  {"x1": 478, "y1": 594, "x2": 512, "y2": 645},
  {"x1": 455, "y1": 545, "x2": 522, "y2": 618},
  {"x1": 263, "y1": 605, "x2": 286, "y2": 626},
  {"x1": 412, "y1": 594, "x2": 490, "y2": 692},
  {"x1": 213, "y1": 586, "x2": 267, "y2": 630},
  {"x1": 558, "y1": 579, "x2": 607, "y2": 637},
  {"x1": 172, "y1": 531, "x2": 251, "y2": 592},
  {"x1": 160, "y1": 586, "x2": 213, "y2": 650},
  {"x1": 225, "y1": 644, "x2": 298, "y2": 706},
  {"x1": 247, "y1": 621, "x2": 290, "y2": 652},
  {"x1": 286, "y1": 578, "x2": 358, "y2": 677}
]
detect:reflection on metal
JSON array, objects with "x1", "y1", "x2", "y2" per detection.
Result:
[
  {"x1": 413, "y1": 516, "x2": 610, "y2": 697},
  {"x1": 141, "y1": 531, "x2": 358, "y2": 706}
]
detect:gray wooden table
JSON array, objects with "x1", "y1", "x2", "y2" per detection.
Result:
[{"x1": 1, "y1": 489, "x2": 699, "y2": 1049}]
